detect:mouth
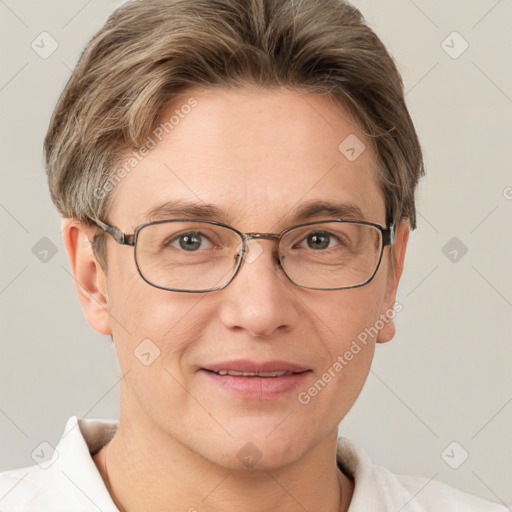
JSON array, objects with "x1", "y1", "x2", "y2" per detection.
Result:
[{"x1": 200, "y1": 360, "x2": 312, "y2": 399}]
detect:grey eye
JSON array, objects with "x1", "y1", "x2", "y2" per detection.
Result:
[
  {"x1": 305, "y1": 231, "x2": 333, "y2": 250},
  {"x1": 178, "y1": 233, "x2": 202, "y2": 251},
  {"x1": 167, "y1": 232, "x2": 212, "y2": 251}
]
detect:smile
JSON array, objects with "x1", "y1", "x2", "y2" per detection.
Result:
[{"x1": 201, "y1": 367, "x2": 312, "y2": 400}]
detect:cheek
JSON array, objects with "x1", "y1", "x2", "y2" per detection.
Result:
[
  {"x1": 314, "y1": 284, "x2": 384, "y2": 348},
  {"x1": 107, "y1": 264, "x2": 211, "y2": 371},
  {"x1": 107, "y1": 281, "x2": 211, "y2": 424},
  {"x1": 307, "y1": 286, "x2": 383, "y2": 383}
]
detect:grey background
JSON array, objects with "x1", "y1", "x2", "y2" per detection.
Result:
[{"x1": 1, "y1": 0, "x2": 511, "y2": 505}]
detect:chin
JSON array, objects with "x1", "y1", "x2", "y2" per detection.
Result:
[{"x1": 202, "y1": 428, "x2": 309, "y2": 472}]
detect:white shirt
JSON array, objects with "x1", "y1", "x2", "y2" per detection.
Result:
[{"x1": 0, "y1": 415, "x2": 507, "y2": 511}]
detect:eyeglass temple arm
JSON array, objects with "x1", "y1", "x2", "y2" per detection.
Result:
[
  {"x1": 90, "y1": 218, "x2": 135, "y2": 246},
  {"x1": 383, "y1": 225, "x2": 395, "y2": 247}
]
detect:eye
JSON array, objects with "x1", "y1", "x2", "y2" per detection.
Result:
[
  {"x1": 300, "y1": 231, "x2": 342, "y2": 250},
  {"x1": 167, "y1": 231, "x2": 213, "y2": 251}
]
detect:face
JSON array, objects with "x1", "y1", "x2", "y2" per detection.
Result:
[{"x1": 70, "y1": 87, "x2": 408, "y2": 470}]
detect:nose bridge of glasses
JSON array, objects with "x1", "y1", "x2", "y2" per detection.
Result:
[
  {"x1": 237, "y1": 232, "x2": 282, "y2": 263},
  {"x1": 243, "y1": 232, "x2": 280, "y2": 242}
]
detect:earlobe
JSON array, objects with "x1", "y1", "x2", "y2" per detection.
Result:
[
  {"x1": 376, "y1": 221, "x2": 410, "y2": 344},
  {"x1": 61, "y1": 218, "x2": 112, "y2": 336}
]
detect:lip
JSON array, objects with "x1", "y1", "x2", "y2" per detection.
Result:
[
  {"x1": 200, "y1": 360, "x2": 312, "y2": 400},
  {"x1": 203, "y1": 359, "x2": 309, "y2": 374}
]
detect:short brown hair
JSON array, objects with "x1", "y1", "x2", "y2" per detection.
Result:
[{"x1": 45, "y1": 0, "x2": 424, "y2": 267}]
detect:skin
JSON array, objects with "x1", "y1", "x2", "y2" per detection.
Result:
[{"x1": 63, "y1": 86, "x2": 409, "y2": 512}]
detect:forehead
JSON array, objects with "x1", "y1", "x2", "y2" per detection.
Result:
[{"x1": 108, "y1": 87, "x2": 386, "y2": 231}]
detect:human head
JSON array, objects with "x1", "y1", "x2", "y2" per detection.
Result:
[{"x1": 48, "y1": 0, "x2": 424, "y2": 474}]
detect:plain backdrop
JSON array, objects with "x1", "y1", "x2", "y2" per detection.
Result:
[{"x1": 0, "y1": 0, "x2": 511, "y2": 505}]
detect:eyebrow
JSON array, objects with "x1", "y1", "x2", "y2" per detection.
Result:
[
  {"x1": 291, "y1": 200, "x2": 366, "y2": 223},
  {"x1": 142, "y1": 200, "x2": 226, "y2": 222},
  {"x1": 140, "y1": 199, "x2": 366, "y2": 225}
]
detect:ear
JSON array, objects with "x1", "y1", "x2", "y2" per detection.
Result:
[
  {"x1": 376, "y1": 220, "x2": 409, "y2": 344},
  {"x1": 61, "y1": 218, "x2": 112, "y2": 336}
]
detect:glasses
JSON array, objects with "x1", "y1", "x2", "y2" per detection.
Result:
[{"x1": 90, "y1": 218, "x2": 394, "y2": 293}]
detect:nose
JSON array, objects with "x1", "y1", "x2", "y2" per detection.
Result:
[{"x1": 217, "y1": 239, "x2": 301, "y2": 338}]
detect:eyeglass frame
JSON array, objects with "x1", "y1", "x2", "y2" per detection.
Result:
[{"x1": 89, "y1": 217, "x2": 395, "y2": 293}]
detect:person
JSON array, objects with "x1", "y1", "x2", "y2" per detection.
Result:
[{"x1": 0, "y1": 0, "x2": 508, "y2": 510}]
